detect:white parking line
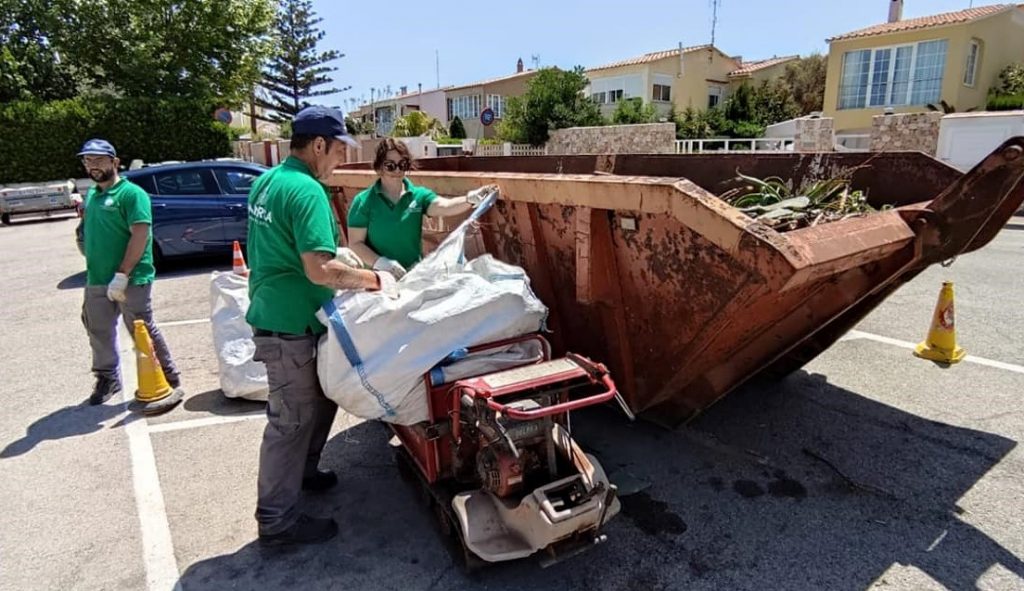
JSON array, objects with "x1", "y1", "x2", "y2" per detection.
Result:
[
  {"x1": 161, "y1": 318, "x2": 210, "y2": 328},
  {"x1": 148, "y1": 413, "x2": 265, "y2": 434},
  {"x1": 118, "y1": 328, "x2": 183, "y2": 591},
  {"x1": 845, "y1": 329, "x2": 1024, "y2": 375}
]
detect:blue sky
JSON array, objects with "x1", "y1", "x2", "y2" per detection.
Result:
[{"x1": 310, "y1": 0, "x2": 989, "y2": 111}]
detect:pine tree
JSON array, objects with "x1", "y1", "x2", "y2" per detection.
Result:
[
  {"x1": 448, "y1": 116, "x2": 467, "y2": 139},
  {"x1": 256, "y1": 0, "x2": 345, "y2": 121}
]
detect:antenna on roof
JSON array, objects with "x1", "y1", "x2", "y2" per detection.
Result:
[
  {"x1": 531, "y1": 54, "x2": 540, "y2": 69},
  {"x1": 709, "y1": 0, "x2": 720, "y2": 63}
]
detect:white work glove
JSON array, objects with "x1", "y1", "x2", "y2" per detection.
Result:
[
  {"x1": 373, "y1": 256, "x2": 407, "y2": 279},
  {"x1": 335, "y1": 247, "x2": 364, "y2": 269},
  {"x1": 374, "y1": 271, "x2": 400, "y2": 299},
  {"x1": 107, "y1": 273, "x2": 129, "y2": 303},
  {"x1": 466, "y1": 184, "x2": 498, "y2": 206}
]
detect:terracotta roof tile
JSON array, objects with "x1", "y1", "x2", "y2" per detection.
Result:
[
  {"x1": 729, "y1": 55, "x2": 800, "y2": 77},
  {"x1": 587, "y1": 45, "x2": 713, "y2": 72},
  {"x1": 827, "y1": 4, "x2": 1015, "y2": 42}
]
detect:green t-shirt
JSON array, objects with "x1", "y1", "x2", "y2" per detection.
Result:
[
  {"x1": 246, "y1": 156, "x2": 339, "y2": 335},
  {"x1": 347, "y1": 178, "x2": 438, "y2": 269},
  {"x1": 83, "y1": 178, "x2": 155, "y2": 286}
]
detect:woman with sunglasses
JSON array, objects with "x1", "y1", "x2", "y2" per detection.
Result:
[{"x1": 347, "y1": 138, "x2": 495, "y2": 278}]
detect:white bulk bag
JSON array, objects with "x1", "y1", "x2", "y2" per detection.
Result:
[
  {"x1": 317, "y1": 192, "x2": 547, "y2": 424},
  {"x1": 209, "y1": 271, "x2": 269, "y2": 401}
]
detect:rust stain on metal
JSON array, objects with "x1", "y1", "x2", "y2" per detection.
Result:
[{"x1": 326, "y1": 140, "x2": 1024, "y2": 423}]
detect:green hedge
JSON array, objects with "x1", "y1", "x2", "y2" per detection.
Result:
[
  {"x1": 0, "y1": 97, "x2": 234, "y2": 183},
  {"x1": 987, "y1": 94, "x2": 1024, "y2": 112}
]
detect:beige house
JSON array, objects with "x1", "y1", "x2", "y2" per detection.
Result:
[
  {"x1": 728, "y1": 55, "x2": 800, "y2": 92},
  {"x1": 444, "y1": 60, "x2": 538, "y2": 139},
  {"x1": 585, "y1": 45, "x2": 741, "y2": 118},
  {"x1": 823, "y1": 2, "x2": 1024, "y2": 132},
  {"x1": 353, "y1": 86, "x2": 450, "y2": 136},
  {"x1": 585, "y1": 46, "x2": 796, "y2": 118}
]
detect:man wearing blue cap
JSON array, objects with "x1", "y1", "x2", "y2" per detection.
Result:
[
  {"x1": 77, "y1": 139, "x2": 181, "y2": 405},
  {"x1": 246, "y1": 105, "x2": 392, "y2": 546}
]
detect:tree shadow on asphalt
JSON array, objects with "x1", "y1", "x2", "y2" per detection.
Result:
[
  {"x1": 0, "y1": 401, "x2": 130, "y2": 459},
  {"x1": 183, "y1": 389, "x2": 265, "y2": 417},
  {"x1": 176, "y1": 370, "x2": 1022, "y2": 591}
]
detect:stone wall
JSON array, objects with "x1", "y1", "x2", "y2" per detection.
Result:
[
  {"x1": 870, "y1": 112, "x2": 942, "y2": 155},
  {"x1": 546, "y1": 122, "x2": 676, "y2": 155},
  {"x1": 794, "y1": 117, "x2": 835, "y2": 151}
]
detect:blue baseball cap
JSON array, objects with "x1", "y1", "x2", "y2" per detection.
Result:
[
  {"x1": 77, "y1": 138, "x2": 117, "y2": 158},
  {"x1": 292, "y1": 105, "x2": 360, "y2": 147}
]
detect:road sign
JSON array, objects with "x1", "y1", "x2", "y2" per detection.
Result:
[
  {"x1": 480, "y1": 108, "x2": 495, "y2": 127},
  {"x1": 214, "y1": 108, "x2": 233, "y2": 125}
]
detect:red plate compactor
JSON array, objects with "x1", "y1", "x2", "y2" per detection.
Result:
[{"x1": 390, "y1": 334, "x2": 623, "y2": 568}]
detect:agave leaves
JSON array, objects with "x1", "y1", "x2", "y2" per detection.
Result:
[{"x1": 721, "y1": 166, "x2": 878, "y2": 231}]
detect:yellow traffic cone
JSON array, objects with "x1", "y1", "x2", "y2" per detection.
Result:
[
  {"x1": 130, "y1": 320, "x2": 183, "y2": 415},
  {"x1": 914, "y1": 281, "x2": 966, "y2": 364}
]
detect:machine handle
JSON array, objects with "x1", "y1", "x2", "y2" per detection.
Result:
[{"x1": 484, "y1": 373, "x2": 617, "y2": 420}]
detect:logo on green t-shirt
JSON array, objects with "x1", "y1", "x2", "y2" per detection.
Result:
[{"x1": 249, "y1": 186, "x2": 273, "y2": 225}]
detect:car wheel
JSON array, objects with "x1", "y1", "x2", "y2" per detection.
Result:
[{"x1": 1, "y1": 213, "x2": 10, "y2": 225}]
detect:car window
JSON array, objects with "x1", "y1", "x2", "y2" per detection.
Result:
[
  {"x1": 215, "y1": 169, "x2": 259, "y2": 195},
  {"x1": 154, "y1": 170, "x2": 217, "y2": 196},
  {"x1": 129, "y1": 174, "x2": 157, "y2": 194}
]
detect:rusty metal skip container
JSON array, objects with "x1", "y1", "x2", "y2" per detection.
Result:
[{"x1": 330, "y1": 139, "x2": 1024, "y2": 426}]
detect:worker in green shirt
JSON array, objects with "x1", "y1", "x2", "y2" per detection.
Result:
[
  {"x1": 77, "y1": 138, "x2": 181, "y2": 405},
  {"x1": 347, "y1": 138, "x2": 496, "y2": 278},
  {"x1": 247, "y1": 105, "x2": 392, "y2": 547}
]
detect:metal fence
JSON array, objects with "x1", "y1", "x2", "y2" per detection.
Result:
[{"x1": 676, "y1": 138, "x2": 795, "y2": 153}]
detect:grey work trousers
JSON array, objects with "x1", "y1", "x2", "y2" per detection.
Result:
[
  {"x1": 81, "y1": 283, "x2": 179, "y2": 384},
  {"x1": 253, "y1": 333, "x2": 338, "y2": 535}
]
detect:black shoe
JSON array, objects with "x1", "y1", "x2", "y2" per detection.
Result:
[
  {"x1": 302, "y1": 469, "x2": 338, "y2": 493},
  {"x1": 89, "y1": 377, "x2": 122, "y2": 405},
  {"x1": 166, "y1": 374, "x2": 181, "y2": 389},
  {"x1": 259, "y1": 514, "x2": 338, "y2": 547}
]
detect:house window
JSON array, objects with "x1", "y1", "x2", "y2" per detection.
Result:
[
  {"x1": 708, "y1": 86, "x2": 723, "y2": 108},
  {"x1": 653, "y1": 84, "x2": 672, "y2": 102},
  {"x1": 486, "y1": 94, "x2": 505, "y2": 118},
  {"x1": 375, "y1": 106, "x2": 395, "y2": 135},
  {"x1": 448, "y1": 95, "x2": 482, "y2": 121},
  {"x1": 588, "y1": 74, "x2": 642, "y2": 105},
  {"x1": 963, "y1": 39, "x2": 981, "y2": 87},
  {"x1": 838, "y1": 39, "x2": 948, "y2": 109}
]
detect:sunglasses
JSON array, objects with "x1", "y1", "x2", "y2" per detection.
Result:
[{"x1": 382, "y1": 159, "x2": 411, "y2": 173}]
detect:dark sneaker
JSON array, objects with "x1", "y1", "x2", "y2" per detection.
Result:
[
  {"x1": 259, "y1": 514, "x2": 338, "y2": 547},
  {"x1": 166, "y1": 374, "x2": 181, "y2": 389},
  {"x1": 89, "y1": 376, "x2": 122, "y2": 405},
  {"x1": 302, "y1": 469, "x2": 338, "y2": 493}
]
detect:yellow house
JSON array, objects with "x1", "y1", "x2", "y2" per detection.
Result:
[
  {"x1": 585, "y1": 45, "x2": 741, "y2": 118},
  {"x1": 823, "y1": 2, "x2": 1024, "y2": 132}
]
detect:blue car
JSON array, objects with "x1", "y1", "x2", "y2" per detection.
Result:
[{"x1": 76, "y1": 161, "x2": 267, "y2": 266}]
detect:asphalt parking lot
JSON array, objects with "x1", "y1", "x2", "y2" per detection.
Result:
[{"x1": 1, "y1": 215, "x2": 1022, "y2": 591}]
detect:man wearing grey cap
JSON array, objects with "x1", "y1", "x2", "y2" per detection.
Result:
[
  {"x1": 247, "y1": 105, "x2": 394, "y2": 546},
  {"x1": 77, "y1": 138, "x2": 181, "y2": 405}
]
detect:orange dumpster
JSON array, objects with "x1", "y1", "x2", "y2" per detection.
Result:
[{"x1": 329, "y1": 139, "x2": 1024, "y2": 426}]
